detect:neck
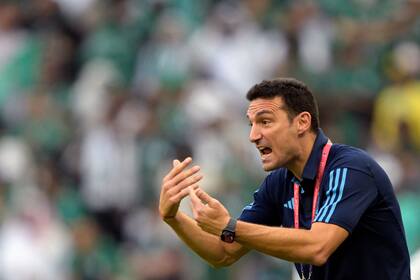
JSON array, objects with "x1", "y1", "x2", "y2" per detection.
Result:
[{"x1": 287, "y1": 132, "x2": 317, "y2": 180}]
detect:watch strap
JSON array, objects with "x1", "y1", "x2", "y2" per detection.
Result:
[{"x1": 224, "y1": 217, "x2": 237, "y2": 233}]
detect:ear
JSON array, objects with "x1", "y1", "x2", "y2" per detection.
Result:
[{"x1": 296, "y1": 112, "x2": 312, "y2": 135}]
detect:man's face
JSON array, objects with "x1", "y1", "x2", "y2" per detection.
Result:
[{"x1": 247, "y1": 96, "x2": 298, "y2": 171}]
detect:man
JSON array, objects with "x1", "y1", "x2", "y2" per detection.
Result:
[{"x1": 159, "y1": 78, "x2": 411, "y2": 279}]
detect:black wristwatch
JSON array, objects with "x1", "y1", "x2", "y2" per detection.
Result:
[{"x1": 221, "y1": 218, "x2": 237, "y2": 243}]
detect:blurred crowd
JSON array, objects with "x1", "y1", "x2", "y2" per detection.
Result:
[{"x1": 0, "y1": 0, "x2": 419, "y2": 279}]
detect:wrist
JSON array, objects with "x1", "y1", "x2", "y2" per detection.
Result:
[
  {"x1": 221, "y1": 217, "x2": 237, "y2": 243},
  {"x1": 163, "y1": 212, "x2": 180, "y2": 224}
]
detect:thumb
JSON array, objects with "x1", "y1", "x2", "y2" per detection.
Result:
[
  {"x1": 189, "y1": 187, "x2": 203, "y2": 208},
  {"x1": 189, "y1": 187, "x2": 203, "y2": 219},
  {"x1": 195, "y1": 188, "x2": 215, "y2": 206}
]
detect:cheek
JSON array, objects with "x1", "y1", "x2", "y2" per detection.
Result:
[{"x1": 271, "y1": 130, "x2": 294, "y2": 151}]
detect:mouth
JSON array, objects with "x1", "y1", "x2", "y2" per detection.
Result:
[{"x1": 258, "y1": 146, "x2": 273, "y2": 158}]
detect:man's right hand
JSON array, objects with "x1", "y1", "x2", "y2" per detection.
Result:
[{"x1": 159, "y1": 157, "x2": 202, "y2": 221}]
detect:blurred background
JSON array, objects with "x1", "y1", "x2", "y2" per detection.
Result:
[{"x1": 0, "y1": 0, "x2": 419, "y2": 279}]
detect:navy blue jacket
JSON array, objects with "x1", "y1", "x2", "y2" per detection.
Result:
[{"x1": 239, "y1": 129, "x2": 411, "y2": 279}]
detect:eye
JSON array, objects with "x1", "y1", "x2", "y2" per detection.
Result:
[{"x1": 262, "y1": 119, "x2": 271, "y2": 125}]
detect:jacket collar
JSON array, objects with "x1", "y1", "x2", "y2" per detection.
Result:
[{"x1": 290, "y1": 128, "x2": 328, "y2": 182}]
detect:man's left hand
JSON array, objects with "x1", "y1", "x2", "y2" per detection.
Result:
[{"x1": 190, "y1": 188, "x2": 230, "y2": 236}]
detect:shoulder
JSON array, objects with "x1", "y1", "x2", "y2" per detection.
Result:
[
  {"x1": 267, "y1": 168, "x2": 288, "y2": 181},
  {"x1": 327, "y1": 144, "x2": 377, "y2": 176},
  {"x1": 257, "y1": 168, "x2": 289, "y2": 197},
  {"x1": 261, "y1": 168, "x2": 288, "y2": 189},
  {"x1": 328, "y1": 144, "x2": 396, "y2": 193}
]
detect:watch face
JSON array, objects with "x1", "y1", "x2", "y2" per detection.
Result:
[{"x1": 221, "y1": 230, "x2": 235, "y2": 243}]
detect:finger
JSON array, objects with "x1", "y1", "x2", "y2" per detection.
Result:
[
  {"x1": 171, "y1": 184, "x2": 199, "y2": 202},
  {"x1": 189, "y1": 188, "x2": 199, "y2": 218},
  {"x1": 169, "y1": 173, "x2": 203, "y2": 195},
  {"x1": 162, "y1": 168, "x2": 201, "y2": 194},
  {"x1": 173, "y1": 159, "x2": 181, "y2": 167},
  {"x1": 170, "y1": 165, "x2": 201, "y2": 186},
  {"x1": 195, "y1": 188, "x2": 215, "y2": 206},
  {"x1": 189, "y1": 186, "x2": 204, "y2": 210},
  {"x1": 165, "y1": 157, "x2": 192, "y2": 181}
]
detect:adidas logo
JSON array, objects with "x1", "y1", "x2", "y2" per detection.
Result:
[
  {"x1": 284, "y1": 198, "x2": 294, "y2": 210},
  {"x1": 283, "y1": 188, "x2": 304, "y2": 210}
]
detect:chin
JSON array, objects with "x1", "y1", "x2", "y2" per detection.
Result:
[
  {"x1": 262, "y1": 162, "x2": 278, "y2": 172},
  {"x1": 263, "y1": 166, "x2": 275, "y2": 172},
  {"x1": 262, "y1": 157, "x2": 284, "y2": 171}
]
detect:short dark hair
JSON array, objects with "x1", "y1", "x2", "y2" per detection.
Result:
[{"x1": 246, "y1": 78, "x2": 319, "y2": 131}]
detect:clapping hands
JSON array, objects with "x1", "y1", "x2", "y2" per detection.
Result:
[{"x1": 159, "y1": 157, "x2": 231, "y2": 236}]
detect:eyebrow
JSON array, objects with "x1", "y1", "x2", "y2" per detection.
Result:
[{"x1": 246, "y1": 109, "x2": 274, "y2": 119}]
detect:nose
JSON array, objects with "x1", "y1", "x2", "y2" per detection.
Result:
[{"x1": 249, "y1": 124, "x2": 262, "y2": 143}]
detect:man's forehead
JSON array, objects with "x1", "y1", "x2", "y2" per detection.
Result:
[{"x1": 247, "y1": 97, "x2": 284, "y2": 117}]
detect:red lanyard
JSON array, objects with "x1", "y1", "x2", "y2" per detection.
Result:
[{"x1": 293, "y1": 141, "x2": 332, "y2": 229}]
